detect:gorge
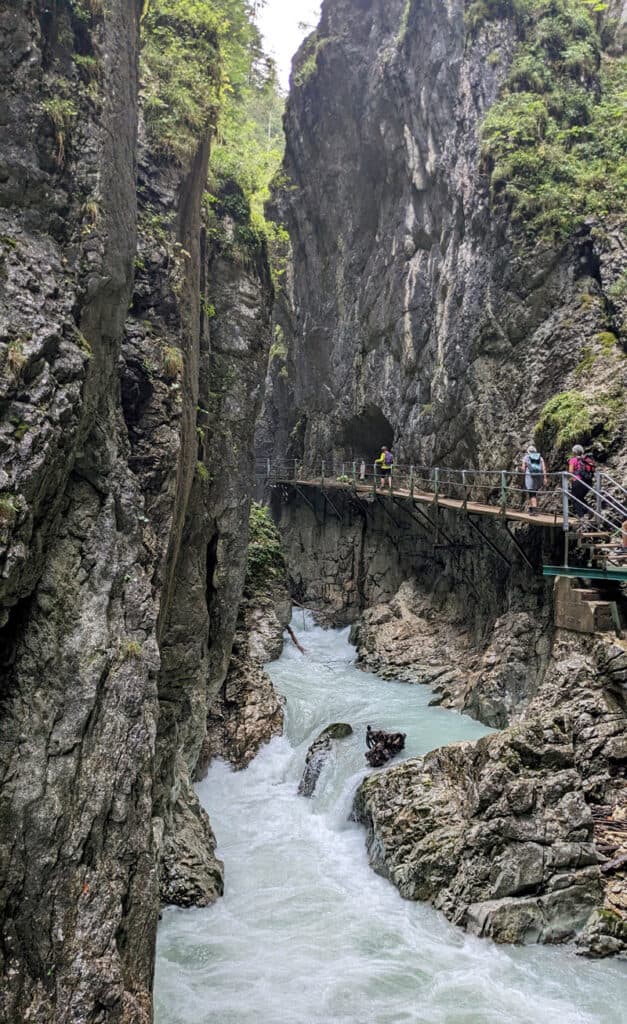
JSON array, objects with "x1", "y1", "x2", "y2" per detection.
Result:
[{"x1": 0, "y1": 1, "x2": 625, "y2": 1022}]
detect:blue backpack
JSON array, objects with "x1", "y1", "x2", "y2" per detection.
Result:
[{"x1": 527, "y1": 451, "x2": 542, "y2": 474}]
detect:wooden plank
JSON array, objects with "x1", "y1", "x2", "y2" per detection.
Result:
[{"x1": 290, "y1": 479, "x2": 564, "y2": 529}]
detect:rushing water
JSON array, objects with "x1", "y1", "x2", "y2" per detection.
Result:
[{"x1": 156, "y1": 617, "x2": 626, "y2": 1024}]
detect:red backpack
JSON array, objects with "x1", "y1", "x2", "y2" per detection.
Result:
[{"x1": 577, "y1": 454, "x2": 595, "y2": 484}]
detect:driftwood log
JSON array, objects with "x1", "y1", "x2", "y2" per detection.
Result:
[{"x1": 286, "y1": 624, "x2": 306, "y2": 654}]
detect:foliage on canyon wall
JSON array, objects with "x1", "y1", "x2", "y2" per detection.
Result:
[
  {"x1": 245, "y1": 502, "x2": 287, "y2": 598},
  {"x1": 480, "y1": 0, "x2": 626, "y2": 242},
  {"x1": 534, "y1": 385, "x2": 623, "y2": 457},
  {"x1": 141, "y1": 0, "x2": 284, "y2": 205}
]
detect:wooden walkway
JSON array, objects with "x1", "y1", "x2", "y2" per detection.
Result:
[{"x1": 290, "y1": 479, "x2": 563, "y2": 530}]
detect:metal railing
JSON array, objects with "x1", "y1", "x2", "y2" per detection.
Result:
[{"x1": 256, "y1": 458, "x2": 627, "y2": 535}]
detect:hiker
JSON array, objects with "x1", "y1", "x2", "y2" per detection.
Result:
[
  {"x1": 568, "y1": 444, "x2": 595, "y2": 520},
  {"x1": 375, "y1": 446, "x2": 393, "y2": 490},
  {"x1": 520, "y1": 444, "x2": 547, "y2": 515}
]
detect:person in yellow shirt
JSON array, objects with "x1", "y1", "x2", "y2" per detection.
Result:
[{"x1": 375, "y1": 446, "x2": 393, "y2": 491}]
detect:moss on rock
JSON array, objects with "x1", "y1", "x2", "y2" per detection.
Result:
[
  {"x1": 245, "y1": 503, "x2": 286, "y2": 599},
  {"x1": 535, "y1": 386, "x2": 623, "y2": 458}
]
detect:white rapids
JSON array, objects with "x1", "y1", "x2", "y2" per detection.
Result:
[{"x1": 155, "y1": 616, "x2": 627, "y2": 1024}]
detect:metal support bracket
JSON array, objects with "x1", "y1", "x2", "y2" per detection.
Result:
[
  {"x1": 320, "y1": 488, "x2": 343, "y2": 520},
  {"x1": 466, "y1": 514, "x2": 511, "y2": 568},
  {"x1": 376, "y1": 495, "x2": 404, "y2": 530},
  {"x1": 293, "y1": 484, "x2": 321, "y2": 523},
  {"x1": 389, "y1": 497, "x2": 457, "y2": 548},
  {"x1": 501, "y1": 523, "x2": 535, "y2": 571}
]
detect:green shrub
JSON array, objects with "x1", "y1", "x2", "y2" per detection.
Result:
[
  {"x1": 480, "y1": 0, "x2": 626, "y2": 243},
  {"x1": 141, "y1": 0, "x2": 221, "y2": 165},
  {"x1": 245, "y1": 502, "x2": 286, "y2": 597},
  {"x1": 196, "y1": 461, "x2": 210, "y2": 483},
  {"x1": 162, "y1": 344, "x2": 183, "y2": 380},
  {"x1": 41, "y1": 97, "x2": 78, "y2": 165}
]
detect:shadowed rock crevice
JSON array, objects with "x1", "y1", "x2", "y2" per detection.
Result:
[{"x1": 340, "y1": 404, "x2": 394, "y2": 459}]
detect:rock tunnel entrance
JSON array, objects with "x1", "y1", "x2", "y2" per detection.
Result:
[{"x1": 339, "y1": 404, "x2": 394, "y2": 461}]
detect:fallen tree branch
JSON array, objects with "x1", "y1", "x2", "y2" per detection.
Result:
[{"x1": 286, "y1": 624, "x2": 306, "y2": 654}]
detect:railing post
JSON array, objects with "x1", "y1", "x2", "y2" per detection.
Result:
[
  {"x1": 321, "y1": 460, "x2": 325, "y2": 488},
  {"x1": 341, "y1": 461, "x2": 345, "y2": 479},
  {"x1": 266, "y1": 458, "x2": 271, "y2": 481},
  {"x1": 595, "y1": 469, "x2": 602, "y2": 518},
  {"x1": 434, "y1": 467, "x2": 439, "y2": 507},
  {"x1": 561, "y1": 472, "x2": 569, "y2": 533},
  {"x1": 409, "y1": 464, "x2": 414, "y2": 498},
  {"x1": 372, "y1": 463, "x2": 377, "y2": 496},
  {"x1": 294, "y1": 458, "x2": 298, "y2": 482},
  {"x1": 462, "y1": 469, "x2": 468, "y2": 510},
  {"x1": 352, "y1": 461, "x2": 357, "y2": 487},
  {"x1": 500, "y1": 471, "x2": 507, "y2": 515}
]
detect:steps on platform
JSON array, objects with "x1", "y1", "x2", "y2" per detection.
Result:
[{"x1": 554, "y1": 577, "x2": 620, "y2": 635}]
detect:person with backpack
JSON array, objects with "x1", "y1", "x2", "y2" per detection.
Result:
[
  {"x1": 521, "y1": 444, "x2": 547, "y2": 515},
  {"x1": 568, "y1": 444, "x2": 595, "y2": 520},
  {"x1": 375, "y1": 446, "x2": 394, "y2": 491}
]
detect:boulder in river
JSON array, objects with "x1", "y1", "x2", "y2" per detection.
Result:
[
  {"x1": 365, "y1": 726, "x2": 406, "y2": 767},
  {"x1": 299, "y1": 723, "x2": 353, "y2": 797}
]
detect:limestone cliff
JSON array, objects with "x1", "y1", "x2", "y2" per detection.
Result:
[
  {"x1": 262, "y1": 0, "x2": 626, "y2": 473},
  {"x1": 0, "y1": 3, "x2": 273, "y2": 1021}
]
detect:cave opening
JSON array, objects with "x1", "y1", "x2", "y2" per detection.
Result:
[{"x1": 339, "y1": 404, "x2": 394, "y2": 461}]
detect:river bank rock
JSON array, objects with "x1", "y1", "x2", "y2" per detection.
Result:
[
  {"x1": 245, "y1": 589, "x2": 292, "y2": 663},
  {"x1": 198, "y1": 575, "x2": 291, "y2": 773},
  {"x1": 299, "y1": 723, "x2": 353, "y2": 797},
  {"x1": 159, "y1": 766, "x2": 224, "y2": 908},
  {"x1": 351, "y1": 581, "x2": 551, "y2": 727},
  {"x1": 354, "y1": 634, "x2": 626, "y2": 951},
  {"x1": 199, "y1": 623, "x2": 285, "y2": 773}
]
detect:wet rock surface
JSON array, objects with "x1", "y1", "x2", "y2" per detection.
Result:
[
  {"x1": 199, "y1": 525, "x2": 291, "y2": 772},
  {"x1": 354, "y1": 635, "x2": 626, "y2": 951},
  {"x1": 200, "y1": 618, "x2": 286, "y2": 773},
  {"x1": 159, "y1": 766, "x2": 224, "y2": 909},
  {"x1": 299, "y1": 723, "x2": 353, "y2": 797}
]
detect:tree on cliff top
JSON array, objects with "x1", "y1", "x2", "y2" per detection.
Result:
[{"x1": 141, "y1": 0, "x2": 285, "y2": 230}]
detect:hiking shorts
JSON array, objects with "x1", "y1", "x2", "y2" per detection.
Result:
[{"x1": 526, "y1": 473, "x2": 543, "y2": 496}]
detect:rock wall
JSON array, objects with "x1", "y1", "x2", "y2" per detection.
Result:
[
  {"x1": 271, "y1": 484, "x2": 558, "y2": 724},
  {"x1": 271, "y1": 483, "x2": 552, "y2": 616},
  {"x1": 261, "y1": 0, "x2": 626, "y2": 475},
  {"x1": 0, "y1": 4, "x2": 273, "y2": 1021}
]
